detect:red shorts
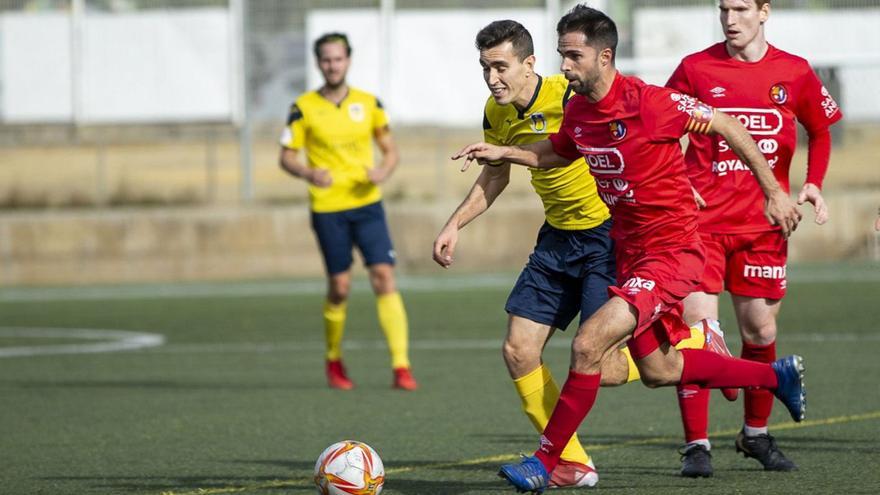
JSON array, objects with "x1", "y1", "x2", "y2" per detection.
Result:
[
  {"x1": 610, "y1": 244, "x2": 706, "y2": 360},
  {"x1": 696, "y1": 230, "x2": 787, "y2": 300}
]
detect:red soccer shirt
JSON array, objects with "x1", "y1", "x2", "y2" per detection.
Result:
[
  {"x1": 667, "y1": 42, "x2": 842, "y2": 234},
  {"x1": 549, "y1": 72, "x2": 716, "y2": 250}
]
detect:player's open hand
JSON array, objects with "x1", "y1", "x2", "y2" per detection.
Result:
[
  {"x1": 451, "y1": 142, "x2": 506, "y2": 172},
  {"x1": 432, "y1": 225, "x2": 459, "y2": 269},
  {"x1": 875, "y1": 209, "x2": 880, "y2": 232},
  {"x1": 309, "y1": 169, "x2": 332, "y2": 188},
  {"x1": 797, "y1": 183, "x2": 828, "y2": 225},
  {"x1": 367, "y1": 166, "x2": 389, "y2": 185},
  {"x1": 765, "y1": 190, "x2": 802, "y2": 238}
]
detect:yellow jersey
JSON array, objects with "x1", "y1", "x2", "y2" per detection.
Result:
[
  {"x1": 280, "y1": 87, "x2": 389, "y2": 213},
  {"x1": 483, "y1": 74, "x2": 609, "y2": 230}
]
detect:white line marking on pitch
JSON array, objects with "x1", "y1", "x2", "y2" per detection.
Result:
[
  {"x1": 0, "y1": 267, "x2": 875, "y2": 303},
  {"x1": 141, "y1": 332, "x2": 880, "y2": 355},
  {"x1": 0, "y1": 327, "x2": 165, "y2": 358}
]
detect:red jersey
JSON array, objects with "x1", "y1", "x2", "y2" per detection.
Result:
[
  {"x1": 549, "y1": 72, "x2": 716, "y2": 250},
  {"x1": 667, "y1": 43, "x2": 842, "y2": 234}
]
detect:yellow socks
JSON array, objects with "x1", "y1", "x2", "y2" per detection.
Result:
[
  {"x1": 323, "y1": 300, "x2": 347, "y2": 361},
  {"x1": 616, "y1": 324, "x2": 703, "y2": 383},
  {"x1": 376, "y1": 291, "x2": 410, "y2": 369},
  {"x1": 513, "y1": 364, "x2": 591, "y2": 465},
  {"x1": 675, "y1": 324, "x2": 706, "y2": 350},
  {"x1": 619, "y1": 346, "x2": 641, "y2": 383}
]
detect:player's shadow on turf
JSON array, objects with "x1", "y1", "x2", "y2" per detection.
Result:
[
  {"x1": 473, "y1": 432, "x2": 688, "y2": 447},
  {"x1": 39, "y1": 474, "x2": 317, "y2": 493},
  {"x1": 2, "y1": 379, "x2": 325, "y2": 391},
  {"x1": 385, "y1": 478, "x2": 503, "y2": 494}
]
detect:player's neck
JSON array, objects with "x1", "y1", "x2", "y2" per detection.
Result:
[
  {"x1": 726, "y1": 36, "x2": 769, "y2": 63},
  {"x1": 512, "y1": 74, "x2": 541, "y2": 112},
  {"x1": 319, "y1": 83, "x2": 349, "y2": 105},
  {"x1": 584, "y1": 68, "x2": 616, "y2": 103}
]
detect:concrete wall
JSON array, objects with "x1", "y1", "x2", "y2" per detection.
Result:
[{"x1": 0, "y1": 195, "x2": 876, "y2": 287}]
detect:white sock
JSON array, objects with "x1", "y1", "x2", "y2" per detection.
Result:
[
  {"x1": 686, "y1": 439, "x2": 711, "y2": 451},
  {"x1": 743, "y1": 425, "x2": 769, "y2": 437}
]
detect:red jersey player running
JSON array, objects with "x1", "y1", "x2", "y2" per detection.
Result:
[
  {"x1": 666, "y1": 0, "x2": 842, "y2": 477},
  {"x1": 452, "y1": 5, "x2": 806, "y2": 493}
]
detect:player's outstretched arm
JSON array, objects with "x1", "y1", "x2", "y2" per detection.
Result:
[
  {"x1": 711, "y1": 111, "x2": 802, "y2": 237},
  {"x1": 451, "y1": 140, "x2": 569, "y2": 171},
  {"x1": 279, "y1": 147, "x2": 331, "y2": 187},
  {"x1": 433, "y1": 164, "x2": 511, "y2": 269}
]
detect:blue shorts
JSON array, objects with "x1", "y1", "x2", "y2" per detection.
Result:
[
  {"x1": 310, "y1": 201, "x2": 396, "y2": 275},
  {"x1": 505, "y1": 219, "x2": 615, "y2": 330}
]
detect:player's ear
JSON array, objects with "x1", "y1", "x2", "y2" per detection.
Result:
[
  {"x1": 524, "y1": 54, "x2": 536, "y2": 73},
  {"x1": 599, "y1": 47, "x2": 613, "y2": 67},
  {"x1": 759, "y1": 2, "x2": 770, "y2": 23}
]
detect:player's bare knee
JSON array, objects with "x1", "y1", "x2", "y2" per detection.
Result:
[
  {"x1": 571, "y1": 334, "x2": 604, "y2": 369},
  {"x1": 741, "y1": 320, "x2": 777, "y2": 345},
  {"x1": 368, "y1": 265, "x2": 396, "y2": 294},
  {"x1": 502, "y1": 338, "x2": 540, "y2": 375},
  {"x1": 327, "y1": 278, "x2": 351, "y2": 303}
]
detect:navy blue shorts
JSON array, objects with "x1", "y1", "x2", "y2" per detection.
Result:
[
  {"x1": 310, "y1": 201, "x2": 396, "y2": 275},
  {"x1": 505, "y1": 219, "x2": 616, "y2": 330}
]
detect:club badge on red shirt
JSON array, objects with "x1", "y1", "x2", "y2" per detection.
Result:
[{"x1": 769, "y1": 84, "x2": 788, "y2": 104}]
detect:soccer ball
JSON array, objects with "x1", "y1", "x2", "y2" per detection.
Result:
[{"x1": 314, "y1": 440, "x2": 385, "y2": 495}]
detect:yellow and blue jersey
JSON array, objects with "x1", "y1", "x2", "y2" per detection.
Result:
[
  {"x1": 482, "y1": 74, "x2": 609, "y2": 230},
  {"x1": 281, "y1": 87, "x2": 389, "y2": 213}
]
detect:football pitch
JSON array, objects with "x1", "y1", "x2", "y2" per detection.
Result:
[{"x1": 1, "y1": 263, "x2": 879, "y2": 494}]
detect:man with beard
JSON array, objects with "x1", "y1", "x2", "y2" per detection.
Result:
[{"x1": 451, "y1": 6, "x2": 806, "y2": 492}]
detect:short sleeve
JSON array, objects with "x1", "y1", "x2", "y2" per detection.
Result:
[
  {"x1": 373, "y1": 97, "x2": 390, "y2": 131},
  {"x1": 548, "y1": 128, "x2": 581, "y2": 161},
  {"x1": 795, "y1": 66, "x2": 843, "y2": 133},
  {"x1": 482, "y1": 109, "x2": 503, "y2": 146},
  {"x1": 665, "y1": 61, "x2": 693, "y2": 95},
  {"x1": 279, "y1": 103, "x2": 305, "y2": 149},
  {"x1": 643, "y1": 86, "x2": 716, "y2": 141}
]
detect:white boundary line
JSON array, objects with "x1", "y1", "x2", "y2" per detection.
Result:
[
  {"x1": 2, "y1": 328, "x2": 876, "y2": 358},
  {"x1": 0, "y1": 327, "x2": 165, "y2": 358},
  {"x1": 142, "y1": 331, "x2": 880, "y2": 355},
  {"x1": 0, "y1": 267, "x2": 876, "y2": 303}
]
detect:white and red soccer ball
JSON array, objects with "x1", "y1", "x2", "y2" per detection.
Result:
[{"x1": 314, "y1": 440, "x2": 385, "y2": 495}]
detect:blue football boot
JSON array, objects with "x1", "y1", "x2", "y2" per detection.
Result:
[
  {"x1": 771, "y1": 355, "x2": 805, "y2": 422},
  {"x1": 498, "y1": 455, "x2": 550, "y2": 493}
]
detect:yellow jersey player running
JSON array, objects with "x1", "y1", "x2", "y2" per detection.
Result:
[
  {"x1": 279, "y1": 32, "x2": 417, "y2": 391},
  {"x1": 433, "y1": 20, "x2": 629, "y2": 489}
]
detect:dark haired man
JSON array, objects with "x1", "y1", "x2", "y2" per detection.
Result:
[
  {"x1": 667, "y1": 0, "x2": 842, "y2": 476},
  {"x1": 436, "y1": 19, "x2": 627, "y2": 488},
  {"x1": 452, "y1": 6, "x2": 806, "y2": 492},
  {"x1": 279, "y1": 32, "x2": 417, "y2": 391}
]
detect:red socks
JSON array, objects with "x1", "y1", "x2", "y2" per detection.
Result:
[
  {"x1": 679, "y1": 348, "x2": 777, "y2": 389},
  {"x1": 742, "y1": 341, "x2": 777, "y2": 428},
  {"x1": 534, "y1": 370, "x2": 601, "y2": 473},
  {"x1": 677, "y1": 384, "x2": 710, "y2": 443}
]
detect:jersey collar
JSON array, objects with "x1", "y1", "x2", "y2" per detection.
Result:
[{"x1": 517, "y1": 74, "x2": 543, "y2": 120}]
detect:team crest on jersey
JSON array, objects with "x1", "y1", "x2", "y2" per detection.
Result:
[
  {"x1": 529, "y1": 113, "x2": 547, "y2": 133},
  {"x1": 769, "y1": 84, "x2": 788, "y2": 104},
  {"x1": 348, "y1": 103, "x2": 365, "y2": 122},
  {"x1": 609, "y1": 120, "x2": 627, "y2": 140}
]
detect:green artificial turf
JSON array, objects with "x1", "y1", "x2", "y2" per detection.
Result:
[{"x1": 1, "y1": 264, "x2": 878, "y2": 494}]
